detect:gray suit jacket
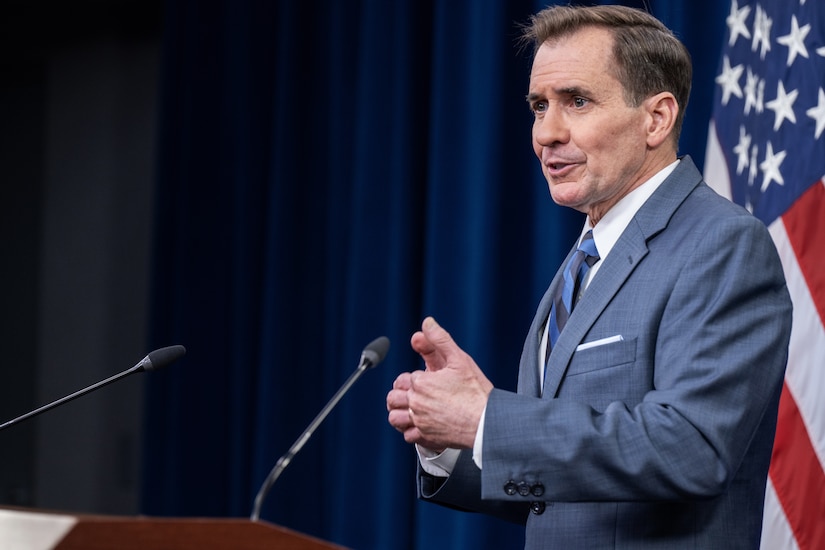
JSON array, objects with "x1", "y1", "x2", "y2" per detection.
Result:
[{"x1": 418, "y1": 157, "x2": 793, "y2": 549}]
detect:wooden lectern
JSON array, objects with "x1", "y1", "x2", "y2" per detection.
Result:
[{"x1": 0, "y1": 508, "x2": 347, "y2": 549}]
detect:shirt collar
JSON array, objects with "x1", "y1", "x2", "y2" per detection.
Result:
[{"x1": 582, "y1": 159, "x2": 680, "y2": 263}]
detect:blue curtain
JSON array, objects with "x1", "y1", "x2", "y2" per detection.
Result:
[{"x1": 142, "y1": 1, "x2": 728, "y2": 548}]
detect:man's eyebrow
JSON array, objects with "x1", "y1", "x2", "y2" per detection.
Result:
[
  {"x1": 526, "y1": 86, "x2": 590, "y2": 103},
  {"x1": 558, "y1": 86, "x2": 589, "y2": 97}
]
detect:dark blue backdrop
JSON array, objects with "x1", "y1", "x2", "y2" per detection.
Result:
[{"x1": 141, "y1": 1, "x2": 728, "y2": 548}]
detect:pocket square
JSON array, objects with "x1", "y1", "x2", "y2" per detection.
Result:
[{"x1": 576, "y1": 334, "x2": 624, "y2": 351}]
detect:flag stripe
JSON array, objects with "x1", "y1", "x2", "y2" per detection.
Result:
[
  {"x1": 761, "y1": 478, "x2": 800, "y2": 550},
  {"x1": 770, "y1": 214, "x2": 825, "y2": 549},
  {"x1": 781, "y1": 181, "x2": 825, "y2": 325},
  {"x1": 771, "y1": 204, "x2": 825, "y2": 470},
  {"x1": 769, "y1": 383, "x2": 825, "y2": 550}
]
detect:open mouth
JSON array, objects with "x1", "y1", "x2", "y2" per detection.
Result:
[{"x1": 547, "y1": 162, "x2": 577, "y2": 177}]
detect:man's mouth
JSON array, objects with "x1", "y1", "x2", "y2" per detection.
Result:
[{"x1": 546, "y1": 162, "x2": 577, "y2": 177}]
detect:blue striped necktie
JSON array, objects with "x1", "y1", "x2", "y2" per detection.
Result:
[{"x1": 546, "y1": 230, "x2": 600, "y2": 359}]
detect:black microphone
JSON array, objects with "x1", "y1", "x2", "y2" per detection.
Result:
[
  {"x1": 250, "y1": 336, "x2": 390, "y2": 521},
  {"x1": 0, "y1": 345, "x2": 186, "y2": 432}
]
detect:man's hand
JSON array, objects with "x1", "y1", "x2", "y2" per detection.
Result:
[
  {"x1": 386, "y1": 372, "x2": 444, "y2": 450},
  {"x1": 386, "y1": 317, "x2": 493, "y2": 450}
]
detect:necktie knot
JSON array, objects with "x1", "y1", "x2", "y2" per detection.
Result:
[
  {"x1": 564, "y1": 230, "x2": 600, "y2": 308},
  {"x1": 578, "y1": 230, "x2": 600, "y2": 268}
]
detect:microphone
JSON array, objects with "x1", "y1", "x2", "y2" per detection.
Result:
[
  {"x1": 250, "y1": 336, "x2": 390, "y2": 521},
  {"x1": 0, "y1": 345, "x2": 186, "y2": 432}
]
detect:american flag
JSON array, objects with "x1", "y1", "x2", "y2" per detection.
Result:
[{"x1": 703, "y1": 1, "x2": 825, "y2": 548}]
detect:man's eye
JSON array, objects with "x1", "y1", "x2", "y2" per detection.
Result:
[
  {"x1": 573, "y1": 97, "x2": 588, "y2": 108},
  {"x1": 532, "y1": 101, "x2": 548, "y2": 114}
]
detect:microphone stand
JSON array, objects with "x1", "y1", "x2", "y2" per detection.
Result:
[
  {"x1": 0, "y1": 345, "x2": 185, "y2": 432},
  {"x1": 250, "y1": 361, "x2": 370, "y2": 521}
]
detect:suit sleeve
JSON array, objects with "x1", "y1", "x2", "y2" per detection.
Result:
[{"x1": 417, "y1": 449, "x2": 530, "y2": 525}]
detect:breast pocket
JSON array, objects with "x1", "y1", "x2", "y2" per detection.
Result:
[
  {"x1": 559, "y1": 338, "x2": 640, "y2": 409},
  {"x1": 567, "y1": 337, "x2": 637, "y2": 377}
]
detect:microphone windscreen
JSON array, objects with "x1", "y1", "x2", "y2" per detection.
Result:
[
  {"x1": 361, "y1": 336, "x2": 390, "y2": 368},
  {"x1": 145, "y1": 345, "x2": 187, "y2": 371}
]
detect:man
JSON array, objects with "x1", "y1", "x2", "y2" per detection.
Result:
[{"x1": 386, "y1": 5, "x2": 793, "y2": 549}]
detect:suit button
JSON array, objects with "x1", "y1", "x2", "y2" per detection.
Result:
[
  {"x1": 517, "y1": 482, "x2": 531, "y2": 496},
  {"x1": 503, "y1": 481, "x2": 517, "y2": 496},
  {"x1": 530, "y1": 501, "x2": 546, "y2": 515},
  {"x1": 531, "y1": 483, "x2": 545, "y2": 497}
]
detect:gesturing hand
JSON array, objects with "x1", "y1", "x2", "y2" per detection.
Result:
[{"x1": 386, "y1": 317, "x2": 493, "y2": 450}]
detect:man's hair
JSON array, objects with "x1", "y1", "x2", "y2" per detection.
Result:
[{"x1": 521, "y1": 5, "x2": 692, "y2": 146}]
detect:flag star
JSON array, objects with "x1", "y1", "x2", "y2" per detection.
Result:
[
  {"x1": 765, "y1": 81, "x2": 798, "y2": 131},
  {"x1": 726, "y1": 0, "x2": 752, "y2": 46},
  {"x1": 777, "y1": 15, "x2": 810, "y2": 66},
  {"x1": 751, "y1": 5, "x2": 773, "y2": 60},
  {"x1": 759, "y1": 141, "x2": 786, "y2": 192},
  {"x1": 818, "y1": 46, "x2": 825, "y2": 58},
  {"x1": 743, "y1": 67, "x2": 764, "y2": 115},
  {"x1": 806, "y1": 88, "x2": 825, "y2": 139},
  {"x1": 733, "y1": 125, "x2": 752, "y2": 175},
  {"x1": 715, "y1": 56, "x2": 744, "y2": 105}
]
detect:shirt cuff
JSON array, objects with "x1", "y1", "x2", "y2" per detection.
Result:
[
  {"x1": 416, "y1": 445, "x2": 461, "y2": 477},
  {"x1": 472, "y1": 404, "x2": 486, "y2": 470}
]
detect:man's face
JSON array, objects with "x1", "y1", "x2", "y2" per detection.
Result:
[{"x1": 528, "y1": 27, "x2": 656, "y2": 223}]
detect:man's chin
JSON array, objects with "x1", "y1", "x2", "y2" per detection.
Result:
[{"x1": 548, "y1": 181, "x2": 585, "y2": 209}]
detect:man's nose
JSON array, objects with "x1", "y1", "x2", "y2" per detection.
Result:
[{"x1": 533, "y1": 107, "x2": 569, "y2": 147}]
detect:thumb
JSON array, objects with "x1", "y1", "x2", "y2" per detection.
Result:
[
  {"x1": 418, "y1": 318, "x2": 494, "y2": 398},
  {"x1": 422, "y1": 316, "x2": 451, "y2": 343},
  {"x1": 420, "y1": 317, "x2": 463, "y2": 370}
]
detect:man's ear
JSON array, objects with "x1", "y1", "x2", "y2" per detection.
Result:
[{"x1": 644, "y1": 92, "x2": 678, "y2": 149}]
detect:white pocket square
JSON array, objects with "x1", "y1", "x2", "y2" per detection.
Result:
[{"x1": 576, "y1": 334, "x2": 624, "y2": 351}]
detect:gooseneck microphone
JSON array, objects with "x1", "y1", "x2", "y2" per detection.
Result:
[
  {"x1": 250, "y1": 336, "x2": 390, "y2": 521},
  {"x1": 0, "y1": 345, "x2": 186, "y2": 432}
]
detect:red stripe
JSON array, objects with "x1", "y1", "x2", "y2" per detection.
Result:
[
  {"x1": 769, "y1": 384, "x2": 825, "y2": 550},
  {"x1": 772, "y1": 181, "x2": 825, "y2": 549},
  {"x1": 781, "y1": 181, "x2": 825, "y2": 325}
]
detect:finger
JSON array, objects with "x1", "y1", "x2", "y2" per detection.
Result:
[
  {"x1": 402, "y1": 426, "x2": 423, "y2": 445},
  {"x1": 388, "y1": 408, "x2": 414, "y2": 432},
  {"x1": 386, "y1": 388, "x2": 409, "y2": 412},
  {"x1": 392, "y1": 372, "x2": 412, "y2": 391},
  {"x1": 402, "y1": 424, "x2": 445, "y2": 451},
  {"x1": 400, "y1": 423, "x2": 431, "y2": 446},
  {"x1": 392, "y1": 404, "x2": 446, "y2": 449}
]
